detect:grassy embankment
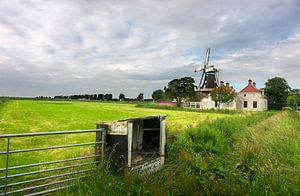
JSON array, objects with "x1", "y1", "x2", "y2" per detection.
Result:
[{"x1": 66, "y1": 111, "x2": 300, "y2": 195}]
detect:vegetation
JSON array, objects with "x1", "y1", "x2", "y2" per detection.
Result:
[
  {"x1": 164, "y1": 77, "x2": 196, "y2": 106},
  {"x1": 118, "y1": 93, "x2": 125, "y2": 101},
  {"x1": 64, "y1": 110, "x2": 300, "y2": 195},
  {"x1": 286, "y1": 94, "x2": 298, "y2": 110},
  {"x1": 151, "y1": 89, "x2": 165, "y2": 101},
  {"x1": 136, "y1": 93, "x2": 144, "y2": 101},
  {"x1": 211, "y1": 83, "x2": 236, "y2": 109},
  {"x1": 1, "y1": 100, "x2": 299, "y2": 195},
  {"x1": 265, "y1": 77, "x2": 291, "y2": 110}
]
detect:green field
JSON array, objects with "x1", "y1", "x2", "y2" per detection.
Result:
[
  {"x1": 1, "y1": 99, "x2": 300, "y2": 195},
  {"x1": 0, "y1": 100, "x2": 231, "y2": 190},
  {"x1": 0, "y1": 100, "x2": 231, "y2": 134}
]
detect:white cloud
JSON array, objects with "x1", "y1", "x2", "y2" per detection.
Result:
[{"x1": 0, "y1": 0, "x2": 299, "y2": 97}]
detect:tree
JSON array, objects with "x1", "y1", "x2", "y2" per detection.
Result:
[
  {"x1": 265, "y1": 77, "x2": 290, "y2": 110},
  {"x1": 104, "y1": 94, "x2": 113, "y2": 101},
  {"x1": 119, "y1": 93, "x2": 125, "y2": 101},
  {"x1": 211, "y1": 83, "x2": 235, "y2": 109},
  {"x1": 164, "y1": 77, "x2": 196, "y2": 107},
  {"x1": 286, "y1": 94, "x2": 298, "y2": 110},
  {"x1": 152, "y1": 89, "x2": 165, "y2": 101},
  {"x1": 97, "y1": 94, "x2": 104, "y2": 100},
  {"x1": 290, "y1": 89, "x2": 300, "y2": 106},
  {"x1": 136, "y1": 93, "x2": 144, "y2": 101}
]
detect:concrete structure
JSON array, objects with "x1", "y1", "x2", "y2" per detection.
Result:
[{"x1": 236, "y1": 80, "x2": 268, "y2": 111}]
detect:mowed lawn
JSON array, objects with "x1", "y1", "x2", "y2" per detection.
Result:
[{"x1": 0, "y1": 100, "x2": 232, "y2": 176}]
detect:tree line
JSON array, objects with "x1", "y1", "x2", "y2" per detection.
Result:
[{"x1": 36, "y1": 93, "x2": 147, "y2": 101}]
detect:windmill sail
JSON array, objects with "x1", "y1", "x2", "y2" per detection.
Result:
[{"x1": 195, "y1": 48, "x2": 219, "y2": 91}]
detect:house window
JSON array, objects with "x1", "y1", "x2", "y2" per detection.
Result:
[
  {"x1": 243, "y1": 101, "x2": 248, "y2": 108},
  {"x1": 215, "y1": 101, "x2": 218, "y2": 108},
  {"x1": 253, "y1": 101, "x2": 257, "y2": 108},
  {"x1": 244, "y1": 94, "x2": 246, "y2": 97}
]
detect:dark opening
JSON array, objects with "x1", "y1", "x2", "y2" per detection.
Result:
[
  {"x1": 244, "y1": 101, "x2": 248, "y2": 108},
  {"x1": 253, "y1": 101, "x2": 257, "y2": 108},
  {"x1": 131, "y1": 118, "x2": 161, "y2": 166},
  {"x1": 142, "y1": 119, "x2": 160, "y2": 149}
]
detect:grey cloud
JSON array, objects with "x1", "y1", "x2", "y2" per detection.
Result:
[{"x1": 0, "y1": 0, "x2": 299, "y2": 98}]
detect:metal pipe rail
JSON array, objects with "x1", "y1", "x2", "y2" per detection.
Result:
[{"x1": 0, "y1": 128, "x2": 106, "y2": 196}]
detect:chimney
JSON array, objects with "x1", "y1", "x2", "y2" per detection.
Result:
[
  {"x1": 220, "y1": 81, "x2": 224, "y2": 85},
  {"x1": 248, "y1": 79, "x2": 252, "y2": 85},
  {"x1": 253, "y1": 82, "x2": 256, "y2": 87},
  {"x1": 226, "y1": 82, "x2": 230, "y2": 87}
]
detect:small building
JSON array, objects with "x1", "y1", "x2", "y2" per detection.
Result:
[
  {"x1": 98, "y1": 115, "x2": 167, "y2": 173},
  {"x1": 236, "y1": 80, "x2": 268, "y2": 111}
]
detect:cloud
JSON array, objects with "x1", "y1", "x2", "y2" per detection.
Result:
[{"x1": 0, "y1": 0, "x2": 299, "y2": 97}]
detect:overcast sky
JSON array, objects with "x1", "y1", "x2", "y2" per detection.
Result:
[{"x1": 0, "y1": 0, "x2": 299, "y2": 98}]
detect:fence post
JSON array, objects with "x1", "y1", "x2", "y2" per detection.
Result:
[
  {"x1": 4, "y1": 137, "x2": 10, "y2": 196},
  {"x1": 95, "y1": 124, "x2": 107, "y2": 164}
]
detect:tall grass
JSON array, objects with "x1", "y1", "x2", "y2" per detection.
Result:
[{"x1": 62, "y1": 111, "x2": 300, "y2": 195}]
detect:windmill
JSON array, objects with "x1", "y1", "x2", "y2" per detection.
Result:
[{"x1": 194, "y1": 48, "x2": 219, "y2": 93}]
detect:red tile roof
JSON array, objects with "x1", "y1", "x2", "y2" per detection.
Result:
[{"x1": 239, "y1": 81, "x2": 259, "y2": 93}]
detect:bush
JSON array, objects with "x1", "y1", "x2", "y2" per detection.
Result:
[{"x1": 282, "y1": 106, "x2": 292, "y2": 111}]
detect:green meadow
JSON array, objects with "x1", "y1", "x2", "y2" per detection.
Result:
[{"x1": 0, "y1": 99, "x2": 300, "y2": 195}]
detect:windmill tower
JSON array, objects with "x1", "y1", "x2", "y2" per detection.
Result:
[{"x1": 194, "y1": 48, "x2": 219, "y2": 95}]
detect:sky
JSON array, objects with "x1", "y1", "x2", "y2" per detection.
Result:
[{"x1": 0, "y1": 0, "x2": 299, "y2": 98}]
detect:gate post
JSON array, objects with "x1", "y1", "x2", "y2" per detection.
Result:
[{"x1": 96, "y1": 124, "x2": 107, "y2": 164}]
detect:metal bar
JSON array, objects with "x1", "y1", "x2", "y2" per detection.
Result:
[
  {"x1": 0, "y1": 161, "x2": 99, "y2": 180},
  {"x1": 3, "y1": 137, "x2": 10, "y2": 196},
  {"x1": 0, "y1": 155, "x2": 100, "y2": 172},
  {"x1": 3, "y1": 175, "x2": 88, "y2": 195},
  {"x1": 101, "y1": 127, "x2": 107, "y2": 163},
  {"x1": 0, "y1": 141, "x2": 102, "y2": 155},
  {"x1": 0, "y1": 129, "x2": 103, "y2": 139},
  {"x1": 24, "y1": 185, "x2": 73, "y2": 196},
  {"x1": 0, "y1": 168, "x2": 95, "y2": 188}
]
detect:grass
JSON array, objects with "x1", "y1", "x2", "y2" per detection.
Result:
[
  {"x1": 0, "y1": 99, "x2": 232, "y2": 192},
  {"x1": 63, "y1": 110, "x2": 300, "y2": 195},
  {"x1": 1, "y1": 99, "x2": 299, "y2": 195}
]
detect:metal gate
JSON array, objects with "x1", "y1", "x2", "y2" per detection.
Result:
[{"x1": 0, "y1": 128, "x2": 106, "y2": 196}]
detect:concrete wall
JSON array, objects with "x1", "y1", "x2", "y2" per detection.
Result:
[{"x1": 236, "y1": 92, "x2": 267, "y2": 111}]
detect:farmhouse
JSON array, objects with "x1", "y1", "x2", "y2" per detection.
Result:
[{"x1": 235, "y1": 80, "x2": 268, "y2": 111}]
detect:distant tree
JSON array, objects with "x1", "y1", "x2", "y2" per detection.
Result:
[
  {"x1": 211, "y1": 83, "x2": 235, "y2": 109},
  {"x1": 97, "y1": 94, "x2": 104, "y2": 100},
  {"x1": 136, "y1": 93, "x2": 144, "y2": 101},
  {"x1": 265, "y1": 77, "x2": 290, "y2": 110},
  {"x1": 104, "y1": 94, "x2": 113, "y2": 101},
  {"x1": 152, "y1": 89, "x2": 165, "y2": 101},
  {"x1": 286, "y1": 94, "x2": 298, "y2": 110},
  {"x1": 164, "y1": 77, "x2": 196, "y2": 107},
  {"x1": 119, "y1": 93, "x2": 125, "y2": 101}
]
